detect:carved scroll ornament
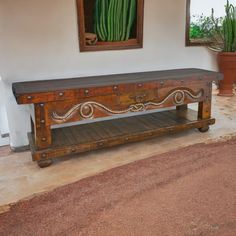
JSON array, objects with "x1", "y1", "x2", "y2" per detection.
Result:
[{"x1": 51, "y1": 89, "x2": 203, "y2": 123}]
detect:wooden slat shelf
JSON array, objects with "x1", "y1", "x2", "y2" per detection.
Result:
[{"x1": 29, "y1": 109, "x2": 215, "y2": 161}]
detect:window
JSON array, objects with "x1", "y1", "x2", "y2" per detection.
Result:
[
  {"x1": 186, "y1": 0, "x2": 227, "y2": 46},
  {"x1": 76, "y1": 0, "x2": 144, "y2": 52}
]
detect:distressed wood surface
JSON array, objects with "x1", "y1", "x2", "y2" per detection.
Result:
[
  {"x1": 12, "y1": 69, "x2": 221, "y2": 167},
  {"x1": 12, "y1": 69, "x2": 222, "y2": 99}
]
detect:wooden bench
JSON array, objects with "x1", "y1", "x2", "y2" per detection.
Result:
[{"x1": 12, "y1": 69, "x2": 222, "y2": 168}]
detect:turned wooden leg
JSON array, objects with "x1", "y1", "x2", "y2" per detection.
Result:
[
  {"x1": 198, "y1": 126, "x2": 210, "y2": 133},
  {"x1": 37, "y1": 159, "x2": 53, "y2": 168},
  {"x1": 198, "y1": 99, "x2": 212, "y2": 132}
]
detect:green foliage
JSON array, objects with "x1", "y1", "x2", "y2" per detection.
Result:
[
  {"x1": 94, "y1": 0, "x2": 137, "y2": 42},
  {"x1": 190, "y1": 14, "x2": 217, "y2": 40}
]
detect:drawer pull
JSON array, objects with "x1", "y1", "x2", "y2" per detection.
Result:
[
  {"x1": 59, "y1": 92, "x2": 64, "y2": 97},
  {"x1": 27, "y1": 96, "x2": 32, "y2": 100}
]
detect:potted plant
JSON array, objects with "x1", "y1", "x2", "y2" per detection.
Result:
[{"x1": 209, "y1": 0, "x2": 236, "y2": 96}]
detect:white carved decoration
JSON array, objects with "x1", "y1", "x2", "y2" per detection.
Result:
[{"x1": 51, "y1": 89, "x2": 203, "y2": 123}]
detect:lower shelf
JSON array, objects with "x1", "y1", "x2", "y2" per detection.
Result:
[{"x1": 29, "y1": 108, "x2": 215, "y2": 162}]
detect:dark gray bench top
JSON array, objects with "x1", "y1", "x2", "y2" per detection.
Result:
[{"x1": 12, "y1": 68, "x2": 222, "y2": 95}]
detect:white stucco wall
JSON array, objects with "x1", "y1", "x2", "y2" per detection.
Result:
[{"x1": 0, "y1": 0, "x2": 218, "y2": 148}]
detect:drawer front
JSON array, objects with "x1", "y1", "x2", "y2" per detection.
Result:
[
  {"x1": 77, "y1": 81, "x2": 158, "y2": 99},
  {"x1": 119, "y1": 90, "x2": 157, "y2": 104},
  {"x1": 16, "y1": 90, "x2": 76, "y2": 104}
]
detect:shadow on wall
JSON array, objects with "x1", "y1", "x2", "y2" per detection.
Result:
[
  {"x1": 0, "y1": 77, "x2": 30, "y2": 148},
  {"x1": 0, "y1": 77, "x2": 10, "y2": 146}
]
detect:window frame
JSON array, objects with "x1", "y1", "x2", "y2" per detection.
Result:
[
  {"x1": 76, "y1": 0, "x2": 145, "y2": 52},
  {"x1": 185, "y1": 0, "x2": 213, "y2": 46}
]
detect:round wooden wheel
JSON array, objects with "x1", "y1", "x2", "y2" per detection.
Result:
[
  {"x1": 37, "y1": 159, "x2": 53, "y2": 168},
  {"x1": 198, "y1": 126, "x2": 209, "y2": 133}
]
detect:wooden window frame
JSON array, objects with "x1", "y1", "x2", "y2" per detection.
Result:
[
  {"x1": 76, "y1": 0, "x2": 144, "y2": 52},
  {"x1": 185, "y1": 0, "x2": 212, "y2": 46}
]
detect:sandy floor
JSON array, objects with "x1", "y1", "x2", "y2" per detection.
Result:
[
  {"x1": 0, "y1": 139, "x2": 236, "y2": 236},
  {"x1": 0, "y1": 87, "x2": 236, "y2": 208}
]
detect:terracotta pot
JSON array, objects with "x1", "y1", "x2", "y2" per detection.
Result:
[{"x1": 218, "y1": 52, "x2": 236, "y2": 96}]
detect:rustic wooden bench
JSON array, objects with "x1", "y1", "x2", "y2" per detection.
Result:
[{"x1": 12, "y1": 69, "x2": 222, "y2": 168}]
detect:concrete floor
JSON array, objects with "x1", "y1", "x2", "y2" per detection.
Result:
[{"x1": 0, "y1": 87, "x2": 236, "y2": 210}]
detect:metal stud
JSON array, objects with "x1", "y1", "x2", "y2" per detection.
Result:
[
  {"x1": 59, "y1": 92, "x2": 64, "y2": 97},
  {"x1": 113, "y1": 86, "x2": 118, "y2": 91},
  {"x1": 41, "y1": 120, "x2": 45, "y2": 124},
  {"x1": 41, "y1": 137, "x2": 47, "y2": 142},
  {"x1": 40, "y1": 103, "x2": 44, "y2": 107},
  {"x1": 138, "y1": 83, "x2": 143, "y2": 88},
  {"x1": 27, "y1": 96, "x2": 32, "y2": 100},
  {"x1": 84, "y1": 89, "x2": 89, "y2": 95}
]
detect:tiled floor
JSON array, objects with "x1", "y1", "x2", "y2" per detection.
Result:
[{"x1": 0, "y1": 87, "x2": 236, "y2": 208}]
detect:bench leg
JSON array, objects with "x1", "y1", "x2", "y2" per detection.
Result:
[
  {"x1": 198, "y1": 100, "x2": 212, "y2": 132},
  {"x1": 37, "y1": 159, "x2": 53, "y2": 168},
  {"x1": 33, "y1": 104, "x2": 52, "y2": 150}
]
